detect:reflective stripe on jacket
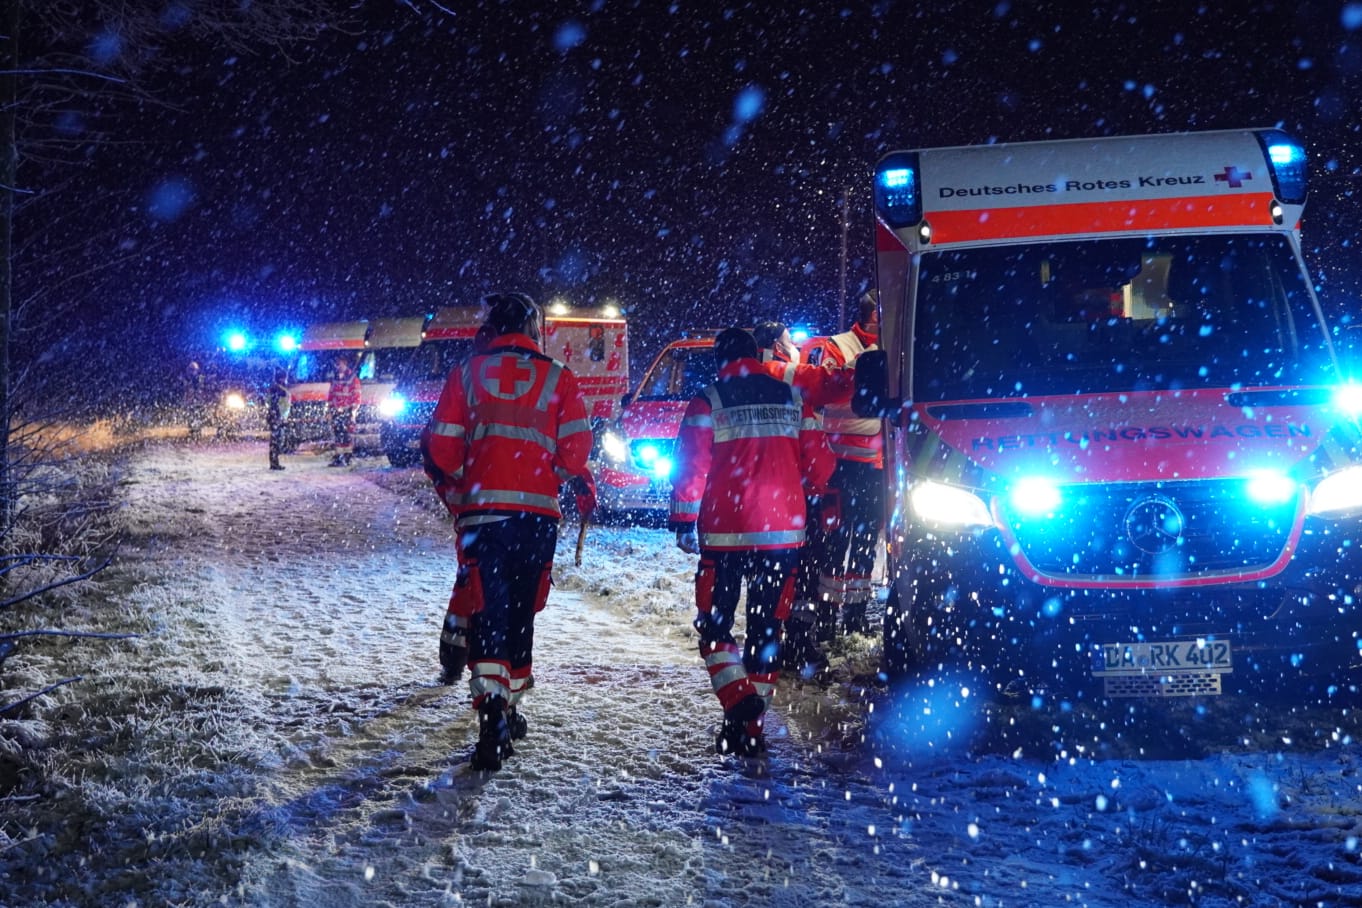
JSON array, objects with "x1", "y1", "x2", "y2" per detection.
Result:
[
  {"x1": 802, "y1": 327, "x2": 883, "y2": 467},
  {"x1": 670, "y1": 357, "x2": 835, "y2": 551},
  {"x1": 426, "y1": 333, "x2": 594, "y2": 523}
]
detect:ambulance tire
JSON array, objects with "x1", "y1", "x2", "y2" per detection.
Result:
[{"x1": 882, "y1": 557, "x2": 962, "y2": 679}]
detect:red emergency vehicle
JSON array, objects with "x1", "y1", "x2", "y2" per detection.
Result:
[
  {"x1": 379, "y1": 305, "x2": 629, "y2": 467},
  {"x1": 862, "y1": 128, "x2": 1362, "y2": 700},
  {"x1": 594, "y1": 332, "x2": 721, "y2": 515}
]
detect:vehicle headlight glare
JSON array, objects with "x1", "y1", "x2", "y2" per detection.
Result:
[
  {"x1": 600, "y1": 431, "x2": 628, "y2": 462},
  {"x1": 223, "y1": 392, "x2": 246, "y2": 410},
  {"x1": 378, "y1": 394, "x2": 406, "y2": 418},
  {"x1": 652, "y1": 456, "x2": 674, "y2": 480},
  {"x1": 909, "y1": 480, "x2": 993, "y2": 528},
  {"x1": 1310, "y1": 465, "x2": 1362, "y2": 516}
]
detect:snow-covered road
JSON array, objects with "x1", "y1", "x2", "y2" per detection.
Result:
[{"x1": 6, "y1": 440, "x2": 1362, "y2": 907}]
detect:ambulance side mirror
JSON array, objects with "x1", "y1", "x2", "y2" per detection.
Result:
[{"x1": 852, "y1": 350, "x2": 901, "y2": 421}]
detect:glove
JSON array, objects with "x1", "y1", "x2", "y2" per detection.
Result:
[
  {"x1": 676, "y1": 527, "x2": 700, "y2": 554},
  {"x1": 571, "y1": 473, "x2": 597, "y2": 519}
]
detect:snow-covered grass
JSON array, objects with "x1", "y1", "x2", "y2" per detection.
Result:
[{"x1": 3, "y1": 440, "x2": 1362, "y2": 906}]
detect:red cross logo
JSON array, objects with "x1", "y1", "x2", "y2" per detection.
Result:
[
  {"x1": 481, "y1": 354, "x2": 534, "y2": 400},
  {"x1": 1214, "y1": 165, "x2": 1252, "y2": 188}
]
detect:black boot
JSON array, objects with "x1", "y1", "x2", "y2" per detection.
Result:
[
  {"x1": 507, "y1": 706, "x2": 528, "y2": 740},
  {"x1": 470, "y1": 699, "x2": 514, "y2": 771},
  {"x1": 438, "y1": 616, "x2": 468, "y2": 685},
  {"x1": 843, "y1": 601, "x2": 870, "y2": 636},
  {"x1": 815, "y1": 600, "x2": 840, "y2": 644}
]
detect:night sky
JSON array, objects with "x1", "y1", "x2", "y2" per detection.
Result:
[{"x1": 14, "y1": 0, "x2": 1362, "y2": 402}]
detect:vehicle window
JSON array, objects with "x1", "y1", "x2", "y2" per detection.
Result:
[
  {"x1": 636, "y1": 347, "x2": 715, "y2": 400},
  {"x1": 912, "y1": 234, "x2": 1334, "y2": 400}
]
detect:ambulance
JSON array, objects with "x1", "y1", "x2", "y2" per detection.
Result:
[
  {"x1": 593, "y1": 332, "x2": 721, "y2": 515},
  {"x1": 860, "y1": 128, "x2": 1362, "y2": 699},
  {"x1": 378, "y1": 305, "x2": 629, "y2": 467},
  {"x1": 284, "y1": 316, "x2": 426, "y2": 454}
]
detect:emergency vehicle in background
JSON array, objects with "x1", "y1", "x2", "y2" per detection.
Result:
[
  {"x1": 378, "y1": 305, "x2": 629, "y2": 468},
  {"x1": 593, "y1": 332, "x2": 721, "y2": 516},
  {"x1": 861, "y1": 128, "x2": 1362, "y2": 700},
  {"x1": 283, "y1": 316, "x2": 426, "y2": 454}
]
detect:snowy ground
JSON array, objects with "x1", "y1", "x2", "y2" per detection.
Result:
[{"x1": 4, "y1": 440, "x2": 1362, "y2": 906}]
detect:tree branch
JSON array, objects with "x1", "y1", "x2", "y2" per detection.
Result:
[{"x1": 0, "y1": 675, "x2": 81, "y2": 717}]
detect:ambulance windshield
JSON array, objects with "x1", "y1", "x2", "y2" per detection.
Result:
[{"x1": 911, "y1": 234, "x2": 1335, "y2": 401}]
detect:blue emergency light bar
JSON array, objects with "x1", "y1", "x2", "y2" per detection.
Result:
[
  {"x1": 275, "y1": 333, "x2": 299, "y2": 354},
  {"x1": 1255, "y1": 129, "x2": 1307, "y2": 205},
  {"x1": 874, "y1": 152, "x2": 922, "y2": 230},
  {"x1": 224, "y1": 330, "x2": 249, "y2": 353}
]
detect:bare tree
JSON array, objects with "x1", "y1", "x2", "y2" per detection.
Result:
[
  {"x1": 0, "y1": 2, "x2": 349, "y2": 712},
  {"x1": 0, "y1": 1, "x2": 346, "y2": 538}
]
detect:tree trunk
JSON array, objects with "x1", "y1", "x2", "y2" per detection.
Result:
[{"x1": 0, "y1": 3, "x2": 17, "y2": 541}]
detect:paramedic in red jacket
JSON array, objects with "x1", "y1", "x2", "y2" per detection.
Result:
[
  {"x1": 671, "y1": 327, "x2": 834, "y2": 758},
  {"x1": 753, "y1": 320, "x2": 855, "y2": 676},
  {"x1": 326, "y1": 356, "x2": 362, "y2": 467},
  {"x1": 425, "y1": 293, "x2": 597, "y2": 772},
  {"x1": 800, "y1": 291, "x2": 885, "y2": 639}
]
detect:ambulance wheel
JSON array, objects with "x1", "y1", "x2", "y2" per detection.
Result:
[{"x1": 882, "y1": 558, "x2": 959, "y2": 678}]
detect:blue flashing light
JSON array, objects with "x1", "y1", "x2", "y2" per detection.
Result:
[
  {"x1": 1246, "y1": 470, "x2": 1296, "y2": 505},
  {"x1": 1333, "y1": 383, "x2": 1362, "y2": 417},
  {"x1": 1255, "y1": 129, "x2": 1307, "y2": 204},
  {"x1": 224, "y1": 330, "x2": 249, "y2": 353},
  {"x1": 1010, "y1": 476, "x2": 1062, "y2": 517},
  {"x1": 637, "y1": 443, "x2": 660, "y2": 465},
  {"x1": 788, "y1": 326, "x2": 811, "y2": 345},
  {"x1": 275, "y1": 333, "x2": 299, "y2": 354},
  {"x1": 874, "y1": 152, "x2": 922, "y2": 230},
  {"x1": 652, "y1": 456, "x2": 674, "y2": 480}
]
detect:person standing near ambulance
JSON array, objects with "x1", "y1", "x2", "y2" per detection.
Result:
[
  {"x1": 326, "y1": 356, "x2": 362, "y2": 467},
  {"x1": 801, "y1": 291, "x2": 885, "y2": 639},
  {"x1": 425, "y1": 293, "x2": 597, "y2": 772},
  {"x1": 266, "y1": 368, "x2": 291, "y2": 471},
  {"x1": 752, "y1": 320, "x2": 856, "y2": 676},
  {"x1": 671, "y1": 327, "x2": 834, "y2": 758}
]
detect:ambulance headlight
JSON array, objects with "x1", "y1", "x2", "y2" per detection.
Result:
[
  {"x1": 1309, "y1": 466, "x2": 1362, "y2": 516},
  {"x1": 223, "y1": 392, "x2": 247, "y2": 411},
  {"x1": 600, "y1": 429, "x2": 629, "y2": 463},
  {"x1": 909, "y1": 480, "x2": 993, "y2": 528},
  {"x1": 378, "y1": 393, "x2": 406, "y2": 418},
  {"x1": 1333, "y1": 383, "x2": 1362, "y2": 417}
]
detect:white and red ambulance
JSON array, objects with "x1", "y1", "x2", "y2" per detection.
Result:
[
  {"x1": 284, "y1": 317, "x2": 426, "y2": 454},
  {"x1": 378, "y1": 305, "x2": 629, "y2": 467},
  {"x1": 862, "y1": 128, "x2": 1362, "y2": 699}
]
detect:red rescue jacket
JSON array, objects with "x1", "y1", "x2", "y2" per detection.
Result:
[
  {"x1": 670, "y1": 357, "x2": 835, "y2": 551},
  {"x1": 327, "y1": 373, "x2": 361, "y2": 411},
  {"x1": 801, "y1": 324, "x2": 883, "y2": 467},
  {"x1": 426, "y1": 334, "x2": 594, "y2": 525}
]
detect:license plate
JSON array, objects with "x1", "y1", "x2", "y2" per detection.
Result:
[{"x1": 1092, "y1": 639, "x2": 1233, "y2": 676}]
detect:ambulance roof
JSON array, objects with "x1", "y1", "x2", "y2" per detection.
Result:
[
  {"x1": 300, "y1": 320, "x2": 368, "y2": 351},
  {"x1": 365, "y1": 316, "x2": 426, "y2": 349}
]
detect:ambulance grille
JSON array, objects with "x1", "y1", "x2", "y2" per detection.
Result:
[
  {"x1": 1103, "y1": 672, "x2": 1223, "y2": 698},
  {"x1": 1006, "y1": 478, "x2": 1299, "y2": 580}
]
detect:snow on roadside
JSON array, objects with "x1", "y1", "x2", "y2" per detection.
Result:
[{"x1": 3, "y1": 441, "x2": 1362, "y2": 907}]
